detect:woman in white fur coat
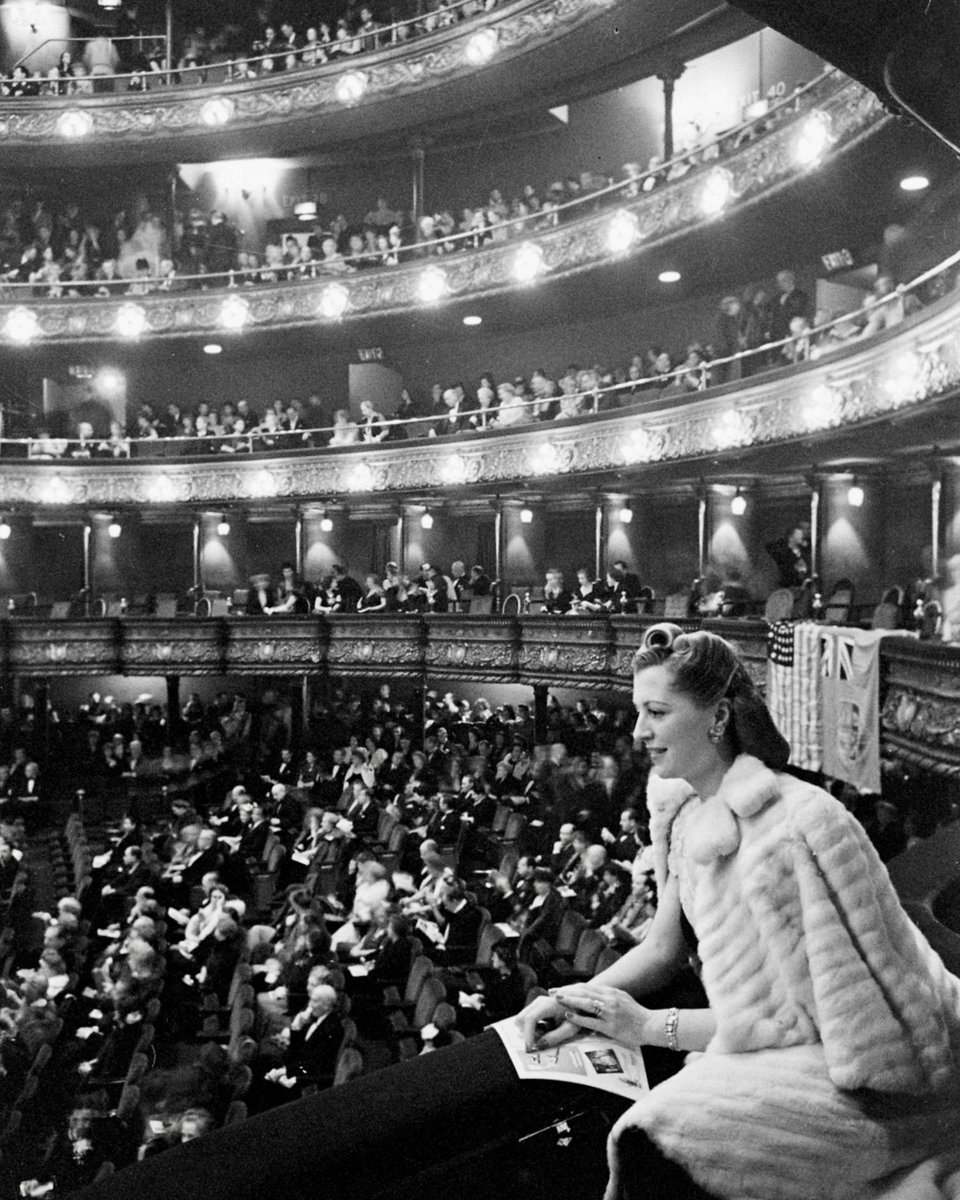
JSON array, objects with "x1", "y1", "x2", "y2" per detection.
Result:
[{"x1": 518, "y1": 624, "x2": 960, "y2": 1200}]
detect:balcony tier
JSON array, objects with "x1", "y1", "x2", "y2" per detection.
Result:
[
  {"x1": 1, "y1": 279, "x2": 957, "y2": 510},
  {"x1": 0, "y1": 74, "x2": 884, "y2": 343},
  {"x1": 0, "y1": 0, "x2": 756, "y2": 165}
]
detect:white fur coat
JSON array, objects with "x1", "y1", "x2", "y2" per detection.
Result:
[{"x1": 608, "y1": 758, "x2": 960, "y2": 1200}]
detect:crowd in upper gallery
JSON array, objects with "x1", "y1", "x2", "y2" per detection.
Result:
[
  {"x1": 0, "y1": 0, "x2": 500, "y2": 98},
  {"x1": 18, "y1": 263, "x2": 940, "y2": 460},
  {"x1": 0, "y1": 70, "x2": 828, "y2": 299}
]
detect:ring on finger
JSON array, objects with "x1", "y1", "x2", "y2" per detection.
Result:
[{"x1": 592, "y1": 1000, "x2": 604, "y2": 1018}]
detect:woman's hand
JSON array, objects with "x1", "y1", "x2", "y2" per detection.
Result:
[
  {"x1": 515, "y1": 993, "x2": 579, "y2": 1052},
  {"x1": 551, "y1": 984, "x2": 656, "y2": 1047}
]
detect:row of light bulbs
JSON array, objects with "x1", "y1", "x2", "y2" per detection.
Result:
[
  {"x1": 0, "y1": 484, "x2": 871, "y2": 539},
  {"x1": 54, "y1": 27, "x2": 503, "y2": 142},
  {"x1": 4, "y1": 108, "x2": 847, "y2": 345}
]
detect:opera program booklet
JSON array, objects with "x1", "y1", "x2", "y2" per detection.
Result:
[{"x1": 491, "y1": 1017, "x2": 648, "y2": 1100}]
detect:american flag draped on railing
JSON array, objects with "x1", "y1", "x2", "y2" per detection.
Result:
[{"x1": 766, "y1": 620, "x2": 822, "y2": 772}]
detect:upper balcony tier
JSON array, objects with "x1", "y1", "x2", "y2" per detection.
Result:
[
  {"x1": 1, "y1": 264, "x2": 958, "y2": 510},
  {"x1": 0, "y1": 0, "x2": 758, "y2": 166},
  {"x1": 0, "y1": 73, "x2": 888, "y2": 344}
]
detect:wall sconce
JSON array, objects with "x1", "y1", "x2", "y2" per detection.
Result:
[
  {"x1": 421, "y1": 510, "x2": 434, "y2": 530},
  {"x1": 520, "y1": 507, "x2": 534, "y2": 524},
  {"x1": 847, "y1": 481, "x2": 865, "y2": 508},
  {"x1": 107, "y1": 518, "x2": 122, "y2": 539},
  {"x1": 618, "y1": 504, "x2": 634, "y2": 523},
  {"x1": 217, "y1": 518, "x2": 231, "y2": 536},
  {"x1": 730, "y1": 489, "x2": 747, "y2": 516}
]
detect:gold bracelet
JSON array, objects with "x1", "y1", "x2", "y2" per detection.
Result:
[{"x1": 665, "y1": 1007, "x2": 680, "y2": 1052}]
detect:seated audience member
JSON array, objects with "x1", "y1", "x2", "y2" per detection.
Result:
[
  {"x1": 260, "y1": 981, "x2": 343, "y2": 1098},
  {"x1": 598, "y1": 856, "x2": 657, "y2": 949},
  {"x1": 569, "y1": 567, "x2": 610, "y2": 614},
  {"x1": 492, "y1": 382, "x2": 531, "y2": 427},
  {"x1": 328, "y1": 409, "x2": 358, "y2": 446},
  {"x1": 330, "y1": 856, "x2": 391, "y2": 951},
  {"x1": 541, "y1": 569, "x2": 573, "y2": 615},
  {"x1": 326, "y1": 563, "x2": 363, "y2": 613},
  {"x1": 516, "y1": 867, "x2": 566, "y2": 962},
  {"x1": 246, "y1": 573, "x2": 276, "y2": 615},
  {"x1": 265, "y1": 562, "x2": 310, "y2": 614},
  {"x1": 358, "y1": 399, "x2": 390, "y2": 443},
  {"x1": 457, "y1": 940, "x2": 528, "y2": 1033}
]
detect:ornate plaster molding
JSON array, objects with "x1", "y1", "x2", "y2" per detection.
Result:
[
  {"x1": 0, "y1": 75, "x2": 884, "y2": 343},
  {"x1": 0, "y1": 0, "x2": 618, "y2": 148},
  {"x1": 1, "y1": 613, "x2": 769, "y2": 688},
  {"x1": 0, "y1": 281, "x2": 957, "y2": 508}
]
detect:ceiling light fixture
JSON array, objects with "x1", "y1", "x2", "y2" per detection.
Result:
[
  {"x1": 658, "y1": 269, "x2": 681, "y2": 284},
  {"x1": 203, "y1": 343, "x2": 223, "y2": 355},
  {"x1": 463, "y1": 315, "x2": 482, "y2": 327},
  {"x1": 900, "y1": 174, "x2": 929, "y2": 192}
]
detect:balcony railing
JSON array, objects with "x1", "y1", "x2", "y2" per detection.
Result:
[
  {"x1": 0, "y1": 0, "x2": 622, "y2": 148},
  {"x1": 0, "y1": 73, "x2": 886, "y2": 343},
  {"x1": 0, "y1": 263, "x2": 956, "y2": 508},
  {"x1": 1, "y1": 612, "x2": 956, "y2": 779}
]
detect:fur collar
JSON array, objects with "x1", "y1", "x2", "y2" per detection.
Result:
[{"x1": 648, "y1": 756, "x2": 781, "y2": 870}]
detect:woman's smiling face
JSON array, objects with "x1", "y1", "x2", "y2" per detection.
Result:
[{"x1": 632, "y1": 663, "x2": 718, "y2": 786}]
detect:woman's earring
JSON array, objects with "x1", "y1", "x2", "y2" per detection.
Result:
[{"x1": 708, "y1": 724, "x2": 725, "y2": 744}]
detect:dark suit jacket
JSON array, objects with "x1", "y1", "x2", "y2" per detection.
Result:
[
  {"x1": 238, "y1": 819, "x2": 272, "y2": 862},
  {"x1": 179, "y1": 846, "x2": 222, "y2": 887},
  {"x1": 519, "y1": 889, "x2": 565, "y2": 948},
  {"x1": 288, "y1": 1013, "x2": 344, "y2": 1087},
  {"x1": 439, "y1": 901, "x2": 484, "y2": 964}
]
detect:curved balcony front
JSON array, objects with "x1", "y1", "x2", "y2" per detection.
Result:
[
  {"x1": 0, "y1": 0, "x2": 755, "y2": 165},
  {"x1": 4, "y1": 614, "x2": 959, "y2": 781},
  {"x1": 0, "y1": 275, "x2": 957, "y2": 510},
  {"x1": 0, "y1": 74, "x2": 886, "y2": 343}
]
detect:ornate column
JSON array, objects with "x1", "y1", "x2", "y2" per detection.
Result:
[
  {"x1": 411, "y1": 141, "x2": 426, "y2": 226},
  {"x1": 656, "y1": 56, "x2": 687, "y2": 161},
  {"x1": 294, "y1": 510, "x2": 304, "y2": 578},
  {"x1": 165, "y1": 676, "x2": 181, "y2": 742},
  {"x1": 533, "y1": 684, "x2": 549, "y2": 745},
  {"x1": 82, "y1": 519, "x2": 92, "y2": 615},
  {"x1": 192, "y1": 513, "x2": 202, "y2": 594}
]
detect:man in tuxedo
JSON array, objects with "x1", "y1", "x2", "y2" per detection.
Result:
[
  {"x1": 266, "y1": 981, "x2": 343, "y2": 1095},
  {"x1": 602, "y1": 807, "x2": 645, "y2": 869}
]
